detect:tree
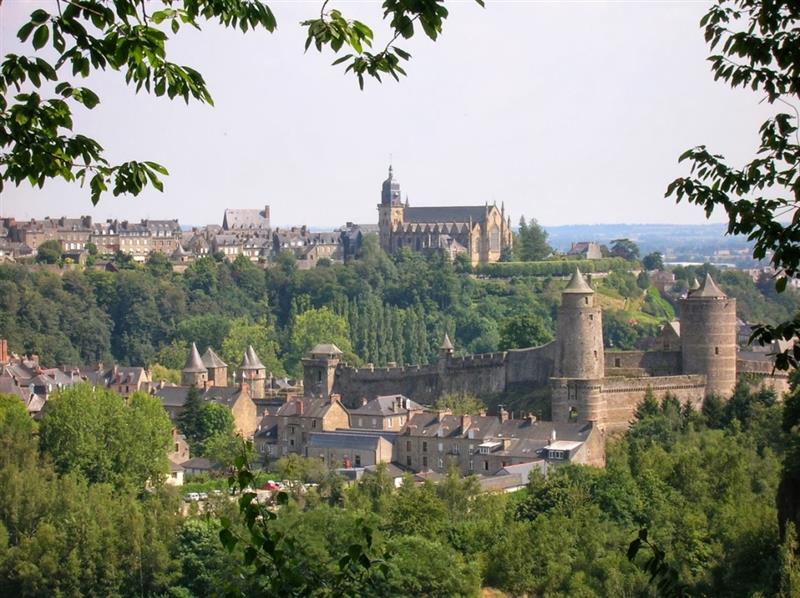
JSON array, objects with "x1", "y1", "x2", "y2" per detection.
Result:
[
  {"x1": 3, "y1": 1, "x2": 481, "y2": 203},
  {"x1": 432, "y1": 393, "x2": 485, "y2": 416},
  {"x1": 642, "y1": 252, "x2": 664, "y2": 271},
  {"x1": 178, "y1": 386, "x2": 234, "y2": 455},
  {"x1": 220, "y1": 317, "x2": 284, "y2": 377},
  {"x1": 498, "y1": 313, "x2": 553, "y2": 350},
  {"x1": 38, "y1": 384, "x2": 172, "y2": 488},
  {"x1": 35, "y1": 240, "x2": 61, "y2": 264},
  {"x1": 515, "y1": 216, "x2": 553, "y2": 261},
  {"x1": 204, "y1": 432, "x2": 252, "y2": 470},
  {"x1": 289, "y1": 307, "x2": 353, "y2": 367},
  {"x1": 610, "y1": 238, "x2": 640, "y2": 261},
  {"x1": 666, "y1": 0, "x2": 800, "y2": 368}
]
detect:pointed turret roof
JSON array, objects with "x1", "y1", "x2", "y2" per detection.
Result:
[
  {"x1": 691, "y1": 273, "x2": 727, "y2": 299},
  {"x1": 310, "y1": 343, "x2": 343, "y2": 356},
  {"x1": 201, "y1": 347, "x2": 227, "y2": 369},
  {"x1": 440, "y1": 333, "x2": 454, "y2": 351},
  {"x1": 562, "y1": 268, "x2": 593, "y2": 294},
  {"x1": 239, "y1": 345, "x2": 264, "y2": 370},
  {"x1": 183, "y1": 343, "x2": 207, "y2": 373}
]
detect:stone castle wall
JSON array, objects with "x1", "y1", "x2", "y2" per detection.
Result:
[
  {"x1": 600, "y1": 374, "x2": 707, "y2": 432},
  {"x1": 330, "y1": 343, "x2": 556, "y2": 408},
  {"x1": 604, "y1": 350, "x2": 682, "y2": 377}
]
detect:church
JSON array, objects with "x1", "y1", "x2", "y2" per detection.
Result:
[{"x1": 377, "y1": 166, "x2": 513, "y2": 265}]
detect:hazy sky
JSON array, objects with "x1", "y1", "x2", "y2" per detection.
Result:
[{"x1": 1, "y1": 1, "x2": 775, "y2": 228}]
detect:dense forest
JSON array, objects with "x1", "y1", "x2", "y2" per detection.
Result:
[
  {"x1": 1, "y1": 377, "x2": 798, "y2": 596},
  {"x1": 1, "y1": 238, "x2": 796, "y2": 378}
]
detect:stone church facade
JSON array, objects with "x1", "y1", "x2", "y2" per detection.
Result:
[
  {"x1": 377, "y1": 166, "x2": 513, "y2": 265},
  {"x1": 303, "y1": 270, "x2": 789, "y2": 433}
]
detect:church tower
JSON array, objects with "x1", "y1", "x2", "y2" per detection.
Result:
[
  {"x1": 680, "y1": 274, "x2": 737, "y2": 398},
  {"x1": 377, "y1": 165, "x2": 404, "y2": 252},
  {"x1": 182, "y1": 343, "x2": 208, "y2": 387}
]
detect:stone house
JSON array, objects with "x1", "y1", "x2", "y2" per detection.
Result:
[
  {"x1": 395, "y1": 409, "x2": 604, "y2": 475},
  {"x1": 349, "y1": 394, "x2": 425, "y2": 431},
  {"x1": 254, "y1": 394, "x2": 350, "y2": 459},
  {"x1": 567, "y1": 241, "x2": 603, "y2": 260},
  {"x1": 305, "y1": 430, "x2": 394, "y2": 468},
  {"x1": 154, "y1": 383, "x2": 259, "y2": 438}
]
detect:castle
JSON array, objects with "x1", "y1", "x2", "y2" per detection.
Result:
[
  {"x1": 302, "y1": 270, "x2": 788, "y2": 433},
  {"x1": 377, "y1": 166, "x2": 513, "y2": 265}
]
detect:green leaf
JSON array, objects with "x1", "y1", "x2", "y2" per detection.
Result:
[{"x1": 32, "y1": 25, "x2": 49, "y2": 50}]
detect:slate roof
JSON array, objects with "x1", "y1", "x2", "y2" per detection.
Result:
[
  {"x1": 307, "y1": 432, "x2": 382, "y2": 450},
  {"x1": 240, "y1": 345, "x2": 265, "y2": 370},
  {"x1": 154, "y1": 385, "x2": 243, "y2": 409},
  {"x1": 223, "y1": 208, "x2": 270, "y2": 231},
  {"x1": 403, "y1": 206, "x2": 488, "y2": 224},
  {"x1": 275, "y1": 397, "x2": 344, "y2": 419},
  {"x1": 690, "y1": 273, "x2": 727, "y2": 299},
  {"x1": 201, "y1": 347, "x2": 227, "y2": 369},
  {"x1": 309, "y1": 343, "x2": 343, "y2": 357},
  {"x1": 350, "y1": 394, "x2": 423, "y2": 417},
  {"x1": 403, "y1": 413, "x2": 592, "y2": 460},
  {"x1": 563, "y1": 268, "x2": 593, "y2": 294},
  {"x1": 181, "y1": 457, "x2": 215, "y2": 471},
  {"x1": 183, "y1": 343, "x2": 207, "y2": 373}
]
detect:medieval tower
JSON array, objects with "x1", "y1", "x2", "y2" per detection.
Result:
[
  {"x1": 238, "y1": 345, "x2": 266, "y2": 399},
  {"x1": 201, "y1": 347, "x2": 228, "y2": 387},
  {"x1": 679, "y1": 274, "x2": 737, "y2": 397},
  {"x1": 302, "y1": 343, "x2": 343, "y2": 399},
  {"x1": 181, "y1": 343, "x2": 208, "y2": 387},
  {"x1": 551, "y1": 269, "x2": 605, "y2": 425}
]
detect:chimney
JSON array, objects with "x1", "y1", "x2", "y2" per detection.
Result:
[
  {"x1": 551, "y1": 428, "x2": 557, "y2": 442},
  {"x1": 361, "y1": 397, "x2": 368, "y2": 406},
  {"x1": 526, "y1": 413, "x2": 537, "y2": 425},
  {"x1": 298, "y1": 400, "x2": 304, "y2": 415},
  {"x1": 499, "y1": 407, "x2": 509, "y2": 423},
  {"x1": 461, "y1": 414, "x2": 471, "y2": 433},
  {"x1": 479, "y1": 410, "x2": 487, "y2": 417},
  {"x1": 0, "y1": 339, "x2": 7, "y2": 364},
  {"x1": 330, "y1": 393, "x2": 341, "y2": 404},
  {"x1": 240, "y1": 382, "x2": 249, "y2": 394},
  {"x1": 436, "y1": 409, "x2": 451, "y2": 422}
]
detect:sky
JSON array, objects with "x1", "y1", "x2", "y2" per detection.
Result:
[{"x1": 0, "y1": 0, "x2": 776, "y2": 228}]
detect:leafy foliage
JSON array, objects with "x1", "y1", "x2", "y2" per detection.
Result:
[
  {"x1": 666, "y1": 0, "x2": 800, "y2": 369},
  {"x1": 2, "y1": 0, "x2": 481, "y2": 203}
]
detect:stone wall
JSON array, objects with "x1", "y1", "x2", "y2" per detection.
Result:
[
  {"x1": 604, "y1": 350, "x2": 682, "y2": 377},
  {"x1": 600, "y1": 375, "x2": 707, "y2": 433},
  {"x1": 505, "y1": 343, "x2": 556, "y2": 385}
]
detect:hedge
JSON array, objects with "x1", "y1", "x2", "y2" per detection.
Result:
[{"x1": 473, "y1": 258, "x2": 636, "y2": 278}]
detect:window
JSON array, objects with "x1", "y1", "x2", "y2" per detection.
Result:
[
  {"x1": 614, "y1": 357, "x2": 621, "y2": 367},
  {"x1": 490, "y1": 228, "x2": 500, "y2": 251},
  {"x1": 715, "y1": 346, "x2": 719, "y2": 355},
  {"x1": 438, "y1": 458, "x2": 443, "y2": 469},
  {"x1": 406, "y1": 441, "x2": 411, "y2": 451},
  {"x1": 549, "y1": 450, "x2": 565, "y2": 460},
  {"x1": 469, "y1": 459, "x2": 474, "y2": 471},
  {"x1": 358, "y1": 417, "x2": 363, "y2": 427},
  {"x1": 569, "y1": 407, "x2": 578, "y2": 421},
  {"x1": 438, "y1": 442, "x2": 444, "y2": 452},
  {"x1": 312, "y1": 420, "x2": 316, "y2": 429},
  {"x1": 372, "y1": 417, "x2": 377, "y2": 426},
  {"x1": 483, "y1": 461, "x2": 489, "y2": 471},
  {"x1": 290, "y1": 438, "x2": 295, "y2": 447},
  {"x1": 422, "y1": 456, "x2": 428, "y2": 468},
  {"x1": 174, "y1": 443, "x2": 179, "y2": 452},
  {"x1": 355, "y1": 454, "x2": 361, "y2": 467},
  {"x1": 589, "y1": 314, "x2": 593, "y2": 321},
  {"x1": 317, "y1": 370, "x2": 322, "y2": 382},
  {"x1": 593, "y1": 350, "x2": 598, "y2": 360},
  {"x1": 584, "y1": 297, "x2": 589, "y2": 305},
  {"x1": 422, "y1": 441, "x2": 428, "y2": 452},
  {"x1": 406, "y1": 456, "x2": 412, "y2": 466}
]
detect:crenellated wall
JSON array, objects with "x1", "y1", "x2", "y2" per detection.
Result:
[{"x1": 328, "y1": 343, "x2": 556, "y2": 408}]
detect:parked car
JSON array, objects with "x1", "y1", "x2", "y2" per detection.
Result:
[
  {"x1": 184, "y1": 492, "x2": 200, "y2": 502},
  {"x1": 198, "y1": 492, "x2": 208, "y2": 501}
]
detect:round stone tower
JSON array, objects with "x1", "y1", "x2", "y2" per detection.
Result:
[
  {"x1": 238, "y1": 345, "x2": 266, "y2": 399},
  {"x1": 554, "y1": 268, "x2": 605, "y2": 379},
  {"x1": 680, "y1": 273, "x2": 737, "y2": 397}
]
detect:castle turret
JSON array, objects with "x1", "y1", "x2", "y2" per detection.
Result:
[
  {"x1": 201, "y1": 347, "x2": 228, "y2": 387},
  {"x1": 439, "y1": 333, "x2": 454, "y2": 360},
  {"x1": 554, "y1": 269, "x2": 604, "y2": 379},
  {"x1": 680, "y1": 274, "x2": 737, "y2": 397},
  {"x1": 238, "y1": 345, "x2": 266, "y2": 399},
  {"x1": 182, "y1": 343, "x2": 208, "y2": 387},
  {"x1": 302, "y1": 343, "x2": 342, "y2": 399}
]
